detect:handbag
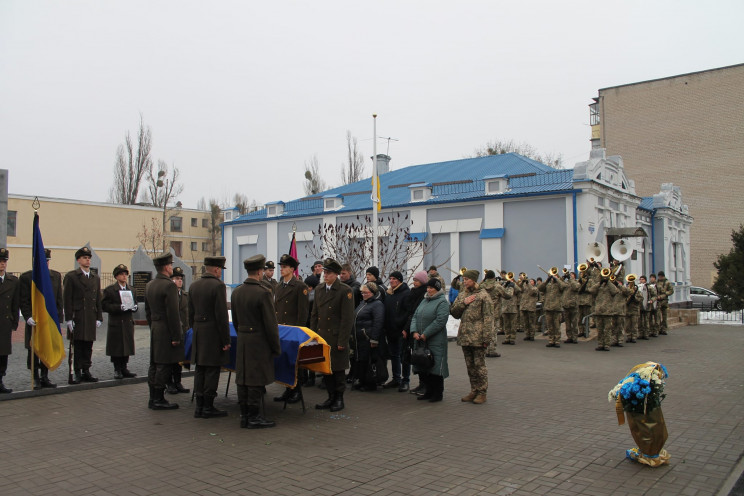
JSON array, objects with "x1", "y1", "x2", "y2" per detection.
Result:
[{"x1": 410, "y1": 341, "x2": 435, "y2": 369}]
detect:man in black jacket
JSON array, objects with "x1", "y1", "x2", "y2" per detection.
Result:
[{"x1": 382, "y1": 270, "x2": 410, "y2": 391}]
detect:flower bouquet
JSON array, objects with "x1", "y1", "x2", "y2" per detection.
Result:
[{"x1": 608, "y1": 361, "x2": 671, "y2": 467}]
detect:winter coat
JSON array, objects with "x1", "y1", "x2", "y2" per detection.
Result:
[
  {"x1": 451, "y1": 284, "x2": 494, "y2": 347},
  {"x1": 410, "y1": 290, "x2": 449, "y2": 378},
  {"x1": 0, "y1": 273, "x2": 20, "y2": 355},
  {"x1": 404, "y1": 285, "x2": 427, "y2": 334},
  {"x1": 145, "y1": 273, "x2": 185, "y2": 364},
  {"x1": 188, "y1": 273, "x2": 230, "y2": 367},
  {"x1": 611, "y1": 282, "x2": 631, "y2": 316},
  {"x1": 353, "y1": 297, "x2": 384, "y2": 363},
  {"x1": 274, "y1": 277, "x2": 309, "y2": 326},
  {"x1": 519, "y1": 282, "x2": 539, "y2": 312},
  {"x1": 384, "y1": 282, "x2": 410, "y2": 342},
  {"x1": 562, "y1": 278, "x2": 580, "y2": 309},
  {"x1": 498, "y1": 281, "x2": 519, "y2": 314},
  {"x1": 310, "y1": 278, "x2": 355, "y2": 372},
  {"x1": 63, "y1": 268, "x2": 102, "y2": 341},
  {"x1": 102, "y1": 283, "x2": 136, "y2": 357}
]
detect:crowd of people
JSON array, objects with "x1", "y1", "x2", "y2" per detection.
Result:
[{"x1": 0, "y1": 245, "x2": 676, "y2": 430}]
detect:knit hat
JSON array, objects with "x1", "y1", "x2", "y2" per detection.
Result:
[
  {"x1": 426, "y1": 278, "x2": 442, "y2": 291},
  {"x1": 389, "y1": 270, "x2": 403, "y2": 282},
  {"x1": 366, "y1": 266, "x2": 380, "y2": 280},
  {"x1": 462, "y1": 269, "x2": 479, "y2": 282},
  {"x1": 413, "y1": 270, "x2": 428, "y2": 284}
]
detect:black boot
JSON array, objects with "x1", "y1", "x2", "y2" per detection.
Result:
[
  {"x1": 202, "y1": 396, "x2": 228, "y2": 418},
  {"x1": 286, "y1": 387, "x2": 302, "y2": 404},
  {"x1": 151, "y1": 388, "x2": 179, "y2": 410},
  {"x1": 274, "y1": 387, "x2": 292, "y2": 402},
  {"x1": 81, "y1": 369, "x2": 98, "y2": 382},
  {"x1": 0, "y1": 379, "x2": 12, "y2": 394},
  {"x1": 194, "y1": 396, "x2": 204, "y2": 418},
  {"x1": 174, "y1": 382, "x2": 189, "y2": 393},
  {"x1": 165, "y1": 381, "x2": 178, "y2": 394},
  {"x1": 330, "y1": 392, "x2": 345, "y2": 412},
  {"x1": 40, "y1": 370, "x2": 57, "y2": 388},
  {"x1": 246, "y1": 405, "x2": 276, "y2": 429},
  {"x1": 315, "y1": 392, "x2": 334, "y2": 410},
  {"x1": 418, "y1": 375, "x2": 435, "y2": 401},
  {"x1": 239, "y1": 403, "x2": 249, "y2": 428},
  {"x1": 411, "y1": 374, "x2": 428, "y2": 396},
  {"x1": 71, "y1": 370, "x2": 82, "y2": 384},
  {"x1": 428, "y1": 375, "x2": 444, "y2": 402},
  {"x1": 121, "y1": 368, "x2": 136, "y2": 378},
  {"x1": 33, "y1": 369, "x2": 42, "y2": 390},
  {"x1": 114, "y1": 367, "x2": 124, "y2": 380},
  {"x1": 147, "y1": 385, "x2": 155, "y2": 409}
]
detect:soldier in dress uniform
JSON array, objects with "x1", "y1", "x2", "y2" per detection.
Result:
[
  {"x1": 538, "y1": 270, "x2": 567, "y2": 347},
  {"x1": 310, "y1": 258, "x2": 354, "y2": 412},
  {"x1": 262, "y1": 260, "x2": 278, "y2": 293},
  {"x1": 519, "y1": 277, "x2": 539, "y2": 341},
  {"x1": 166, "y1": 266, "x2": 190, "y2": 394},
  {"x1": 561, "y1": 271, "x2": 580, "y2": 343},
  {"x1": 144, "y1": 253, "x2": 182, "y2": 410},
  {"x1": 63, "y1": 246, "x2": 103, "y2": 383},
  {"x1": 624, "y1": 275, "x2": 643, "y2": 343},
  {"x1": 189, "y1": 256, "x2": 231, "y2": 419},
  {"x1": 102, "y1": 264, "x2": 137, "y2": 379},
  {"x1": 20, "y1": 248, "x2": 62, "y2": 389},
  {"x1": 0, "y1": 248, "x2": 20, "y2": 393},
  {"x1": 655, "y1": 271, "x2": 674, "y2": 335},
  {"x1": 272, "y1": 254, "x2": 309, "y2": 404},
  {"x1": 588, "y1": 269, "x2": 619, "y2": 351},
  {"x1": 451, "y1": 269, "x2": 493, "y2": 404}
]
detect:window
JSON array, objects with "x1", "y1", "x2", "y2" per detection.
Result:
[
  {"x1": 170, "y1": 241, "x2": 182, "y2": 257},
  {"x1": 191, "y1": 218, "x2": 197, "y2": 227},
  {"x1": 324, "y1": 199, "x2": 335, "y2": 209},
  {"x1": 190, "y1": 242, "x2": 197, "y2": 251},
  {"x1": 7, "y1": 211, "x2": 16, "y2": 237},
  {"x1": 412, "y1": 189, "x2": 424, "y2": 200},
  {"x1": 202, "y1": 242, "x2": 208, "y2": 251},
  {"x1": 202, "y1": 218, "x2": 208, "y2": 228},
  {"x1": 170, "y1": 216, "x2": 182, "y2": 232}
]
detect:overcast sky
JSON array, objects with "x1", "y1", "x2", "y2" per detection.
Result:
[{"x1": 2, "y1": 0, "x2": 742, "y2": 209}]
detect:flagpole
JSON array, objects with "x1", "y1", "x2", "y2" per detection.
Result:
[
  {"x1": 31, "y1": 203, "x2": 39, "y2": 391},
  {"x1": 372, "y1": 114, "x2": 378, "y2": 268}
]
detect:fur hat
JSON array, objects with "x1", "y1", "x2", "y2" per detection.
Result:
[{"x1": 426, "y1": 278, "x2": 442, "y2": 291}]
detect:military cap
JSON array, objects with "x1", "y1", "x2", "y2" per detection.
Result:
[
  {"x1": 152, "y1": 252, "x2": 173, "y2": 267},
  {"x1": 462, "y1": 269, "x2": 480, "y2": 282},
  {"x1": 75, "y1": 246, "x2": 92, "y2": 259},
  {"x1": 172, "y1": 266, "x2": 185, "y2": 278},
  {"x1": 278, "y1": 254, "x2": 299, "y2": 269},
  {"x1": 0, "y1": 248, "x2": 8, "y2": 260},
  {"x1": 113, "y1": 264, "x2": 129, "y2": 277},
  {"x1": 244, "y1": 254, "x2": 266, "y2": 272},
  {"x1": 265, "y1": 260, "x2": 275, "y2": 270},
  {"x1": 323, "y1": 258, "x2": 342, "y2": 274},
  {"x1": 44, "y1": 248, "x2": 52, "y2": 260},
  {"x1": 204, "y1": 256, "x2": 227, "y2": 269}
]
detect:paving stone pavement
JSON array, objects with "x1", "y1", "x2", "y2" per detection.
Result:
[{"x1": 1, "y1": 324, "x2": 742, "y2": 495}]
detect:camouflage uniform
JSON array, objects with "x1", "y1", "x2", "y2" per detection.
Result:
[
  {"x1": 451, "y1": 284, "x2": 494, "y2": 398},
  {"x1": 537, "y1": 276, "x2": 566, "y2": 347},
  {"x1": 497, "y1": 281, "x2": 519, "y2": 343},
  {"x1": 610, "y1": 280, "x2": 630, "y2": 345},
  {"x1": 624, "y1": 282, "x2": 643, "y2": 342},
  {"x1": 656, "y1": 276, "x2": 674, "y2": 334},
  {"x1": 561, "y1": 277, "x2": 580, "y2": 343},
  {"x1": 519, "y1": 281, "x2": 538, "y2": 340},
  {"x1": 479, "y1": 277, "x2": 501, "y2": 355},
  {"x1": 647, "y1": 283, "x2": 660, "y2": 336},
  {"x1": 638, "y1": 283, "x2": 652, "y2": 339},
  {"x1": 577, "y1": 272, "x2": 593, "y2": 337},
  {"x1": 588, "y1": 277, "x2": 619, "y2": 350}
]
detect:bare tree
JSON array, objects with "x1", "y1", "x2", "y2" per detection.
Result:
[
  {"x1": 472, "y1": 139, "x2": 564, "y2": 168},
  {"x1": 303, "y1": 154, "x2": 327, "y2": 196},
  {"x1": 207, "y1": 199, "x2": 222, "y2": 256},
  {"x1": 109, "y1": 114, "x2": 153, "y2": 204},
  {"x1": 340, "y1": 130, "x2": 365, "y2": 185},
  {"x1": 143, "y1": 160, "x2": 184, "y2": 251},
  {"x1": 135, "y1": 217, "x2": 164, "y2": 256},
  {"x1": 233, "y1": 192, "x2": 258, "y2": 215}
]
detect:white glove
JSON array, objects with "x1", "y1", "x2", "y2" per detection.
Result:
[
  {"x1": 121, "y1": 304, "x2": 128, "y2": 311},
  {"x1": 96, "y1": 320, "x2": 102, "y2": 328},
  {"x1": 66, "y1": 321, "x2": 75, "y2": 332},
  {"x1": 132, "y1": 304, "x2": 138, "y2": 312},
  {"x1": 27, "y1": 317, "x2": 37, "y2": 326}
]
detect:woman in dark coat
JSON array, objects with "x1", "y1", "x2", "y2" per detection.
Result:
[
  {"x1": 410, "y1": 278, "x2": 450, "y2": 402},
  {"x1": 352, "y1": 282, "x2": 385, "y2": 391}
]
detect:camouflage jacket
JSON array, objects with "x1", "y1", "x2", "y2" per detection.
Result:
[
  {"x1": 561, "y1": 278, "x2": 580, "y2": 309},
  {"x1": 498, "y1": 281, "x2": 519, "y2": 314},
  {"x1": 538, "y1": 276, "x2": 566, "y2": 312},
  {"x1": 625, "y1": 283, "x2": 643, "y2": 314},
  {"x1": 451, "y1": 285, "x2": 494, "y2": 346},
  {"x1": 611, "y1": 282, "x2": 631, "y2": 316},
  {"x1": 577, "y1": 273, "x2": 593, "y2": 306},
  {"x1": 656, "y1": 278, "x2": 674, "y2": 304},
  {"x1": 644, "y1": 283, "x2": 658, "y2": 312},
  {"x1": 588, "y1": 278, "x2": 619, "y2": 315},
  {"x1": 519, "y1": 282, "x2": 539, "y2": 312},
  {"x1": 479, "y1": 278, "x2": 502, "y2": 318}
]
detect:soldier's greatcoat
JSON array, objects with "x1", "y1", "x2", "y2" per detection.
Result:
[
  {"x1": 274, "y1": 277, "x2": 309, "y2": 326},
  {"x1": 63, "y1": 268, "x2": 102, "y2": 341},
  {"x1": 102, "y1": 282, "x2": 136, "y2": 357},
  {"x1": 145, "y1": 273, "x2": 184, "y2": 364},
  {"x1": 0, "y1": 273, "x2": 20, "y2": 355},
  {"x1": 188, "y1": 273, "x2": 230, "y2": 367},
  {"x1": 310, "y1": 278, "x2": 354, "y2": 372},
  {"x1": 231, "y1": 278, "x2": 281, "y2": 386},
  {"x1": 20, "y1": 270, "x2": 63, "y2": 350},
  {"x1": 451, "y1": 285, "x2": 494, "y2": 346},
  {"x1": 177, "y1": 290, "x2": 189, "y2": 336}
]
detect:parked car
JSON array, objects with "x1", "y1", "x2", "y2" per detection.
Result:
[{"x1": 689, "y1": 286, "x2": 721, "y2": 309}]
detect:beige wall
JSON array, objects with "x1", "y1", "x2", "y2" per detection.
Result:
[
  {"x1": 596, "y1": 64, "x2": 744, "y2": 287},
  {"x1": 6, "y1": 195, "x2": 215, "y2": 278}
]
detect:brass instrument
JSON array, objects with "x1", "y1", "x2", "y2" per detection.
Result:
[
  {"x1": 506, "y1": 271, "x2": 514, "y2": 281},
  {"x1": 585, "y1": 242, "x2": 606, "y2": 263},
  {"x1": 578, "y1": 262, "x2": 588, "y2": 273},
  {"x1": 600, "y1": 267, "x2": 612, "y2": 278},
  {"x1": 460, "y1": 267, "x2": 467, "y2": 276},
  {"x1": 610, "y1": 239, "x2": 633, "y2": 262},
  {"x1": 625, "y1": 274, "x2": 637, "y2": 283}
]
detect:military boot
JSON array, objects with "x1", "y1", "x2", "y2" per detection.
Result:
[
  {"x1": 461, "y1": 390, "x2": 477, "y2": 402},
  {"x1": 174, "y1": 382, "x2": 189, "y2": 393},
  {"x1": 239, "y1": 403, "x2": 249, "y2": 428},
  {"x1": 194, "y1": 396, "x2": 204, "y2": 418},
  {"x1": 286, "y1": 387, "x2": 302, "y2": 404},
  {"x1": 472, "y1": 393, "x2": 487, "y2": 404},
  {"x1": 33, "y1": 369, "x2": 42, "y2": 390},
  {"x1": 330, "y1": 392, "x2": 345, "y2": 412},
  {"x1": 81, "y1": 369, "x2": 98, "y2": 382},
  {"x1": 40, "y1": 370, "x2": 57, "y2": 388},
  {"x1": 315, "y1": 392, "x2": 334, "y2": 410},
  {"x1": 165, "y1": 381, "x2": 179, "y2": 395},
  {"x1": 151, "y1": 388, "x2": 179, "y2": 410},
  {"x1": 114, "y1": 366, "x2": 124, "y2": 380},
  {"x1": 273, "y1": 387, "x2": 292, "y2": 402},
  {"x1": 201, "y1": 396, "x2": 228, "y2": 418},
  {"x1": 246, "y1": 406, "x2": 276, "y2": 429},
  {"x1": 0, "y1": 379, "x2": 12, "y2": 394},
  {"x1": 147, "y1": 385, "x2": 155, "y2": 409}
]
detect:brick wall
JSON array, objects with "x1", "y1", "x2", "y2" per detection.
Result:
[{"x1": 598, "y1": 64, "x2": 744, "y2": 287}]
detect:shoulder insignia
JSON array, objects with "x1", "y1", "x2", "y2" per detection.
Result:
[
  {"x1": 347, "y1": 292, "x2": 352, "y2": 300},
  {"x1": 303, "y1": 289, "x2": 308, "y2": 295}
]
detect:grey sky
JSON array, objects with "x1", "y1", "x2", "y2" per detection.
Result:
[{"x1": 2, "y1": 0, "x2": 742, "y2": 209}]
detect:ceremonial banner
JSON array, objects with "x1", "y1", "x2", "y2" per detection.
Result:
[
  {"x1": 30, "y1": 212, "x2": 65, "y2": 370},
  {"x1": 289, "y1": 231, "x2": 299, "y2": 278}
]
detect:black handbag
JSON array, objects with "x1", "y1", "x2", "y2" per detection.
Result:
[{"x1": 410, "y1": 341, "x2": 434, "y2": 369}]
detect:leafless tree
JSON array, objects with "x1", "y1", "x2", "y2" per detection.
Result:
[
  {"x1": 472, "y1": 139, "x2": 564, "y2": 168},
  {"x1": 233, "y1": 192, "x2": 258, "y2": 215},
  {"x1": 207, "y1": 199, "x2": 222, "y2": 256},
  {"x1": 135, "y1": 217, "x2": 164, "y2": 256},
  {"x1": 109, "y1": 114, "x2": 153, "y2": 204},
  {"x1": 340, "y1": 130, "x2": 365, "y2": 185},
  {"x1": 143, "y1": 160, "x2": 184, "y2": 251},
  {"x1": 303, "y1": 154, "x2": 327, "y2": 196}
]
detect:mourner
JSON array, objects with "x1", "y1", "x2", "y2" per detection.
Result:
[
  {"x1": 383, "y1": 270, "x2": 410, "y2": 392},
  {"x1": 63, "y1": 246, "x2": 102, "y2": 383},
  {"x1": 0, "y1": 248, "x2": 20, "y2": 393},
  {"x1": 189, "y1": 256, "x2": 231, "y2": 419},
  {"x1": 20, "y1": 248, "x2": 62, "y2": 390},
  {"x1": 404, "y1": 270, "x2": 429, "y2": 394},
  {"x1": 450, "y1": 269, "x2": 494, "y2": 405},
  {"x1": 144, "y1": 253, "x2": 182, "y2": 410},
  {"x1": 166, "y1": 266, "x2": 190, "y2": 394},
  {"x1": 410, "y1": 278, "x2": 450, "y2": 402},
  {"x1": 352, "y1": 282, "x2": 385, "y2": 392},
  {"x1": 231, "y1": 255, "x2": 281, "y2": 429},
  {"x1": 272, "y1": 254, "x2": 309, "y2": 404},
  {"x1": 310, "y1": 258, "x2": 354, "y2": 412},
  {"x1": 102, "y1": 264, "x2": 137, "y2": 379}
]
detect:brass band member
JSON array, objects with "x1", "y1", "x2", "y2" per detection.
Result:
[
  {"x1": 497, "y1": 273, "x2": 520, "y2": 344},
  {"x1": 588, "y1": 268, "x2": 619, "y2": 351},
  {"x1": 624, "y1": 274, "x2": 643, "y2": 343},
  {"x1": 577, "y1": 264, "x2": 592, "y2": 338},
  {"x1": 561, "y1": 271, "x2": 580, "y2": 343},
  {"x1": 538, "y1": 269, "x2": 566, "y2": 347},
  {"x1": 520, "y1": 277, "x2": 538, "y2": 341},
  {"x1": 610, "y1": 268, "x2": 630, "y2": 347},
  {"x1": 637, "y1": 275, "x2": 652, "y2": 340},
  {"x1": 479, "y1": 270, "x2": 501, "y2": 357},
  {"x1": 655, "y1": 271, "x2": 674, "y2": 335},
  {"x1": 648, "y1": 274, "x2": 660, "y2": 336}
]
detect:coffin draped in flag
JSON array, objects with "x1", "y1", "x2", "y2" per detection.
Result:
[{"x1": 31, "y1": 213, "x2": 65, "y2": 370}]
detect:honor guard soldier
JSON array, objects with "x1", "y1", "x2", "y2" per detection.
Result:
[
  {"x1": 262, "y1": 260, "x2": 278, "y2": 293},
  {"x1": 273, "y1": 254, "x2": 309, "y2": 404},
  {"x1": 20, "y1": 248, "x2": 62, "y2": 389},
  {"x1": 189, "y1": 256, "x2": 231, "y2": 418},
  {"x1": 655, "y1": 271, "x2": 674, "y2": 334},
  {"x1": 166, "y1": 266, "x2": 190, "y2": 394},
  {"x1": 64, "y1": 246, "x2": 103, "y2": 383},
  {"x1": 311, "y1": 258, "x2": 355, "y2": 412},
  {"x1": 231, "y1": 254, "x2": 282, "y2": 428},
  {"x1": 145, "y1": 253, "x2": 182, "y2": 410},
  {"x1": 538, "y1": 269, "x2": 567, "y2": 347},
  {"x1": 102, "y1": 264, "x2": 137, "y2": 379},
  {"x1": 0, "y1": 248, "x2": 20, "y2": 393}
]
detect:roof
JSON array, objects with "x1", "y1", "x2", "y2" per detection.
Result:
[
  {"x1": 229, "y1": 153, "x2": 576, "y2": 224},
  {"x1": 638, "y1": 197, "x2": 654, "y2": 212}
]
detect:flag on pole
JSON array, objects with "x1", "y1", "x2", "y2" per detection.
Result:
[
  {"x1": 289, "y1": 231, "x2": 300, "y2": 278},
  {"x1": 31, "y1": 212, "x2": 65, "y2": 370},
  {"x1": 371, "y1": 172, "x2": 381, "y2": 211}
]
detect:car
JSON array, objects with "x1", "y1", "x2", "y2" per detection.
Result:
[{"x1": 689, "y1": 286, "x2": 722, "y2": 310}]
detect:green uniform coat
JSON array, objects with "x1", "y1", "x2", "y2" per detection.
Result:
[
  {"x1": 63, "y1": 268, "x2": 102, "y2": 341},
  {"x1": 310, "y1": 278, "x2": 355, "y2": 372},
  {"x1": 145, "y1": 273, "x2": 184, "y2": 364},
  {"x1": 188, "y1": 273, "x2": 230, "y2": 367}
]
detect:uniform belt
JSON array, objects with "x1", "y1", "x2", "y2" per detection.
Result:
[
  {"x1": 194, "y1": 316, "x2": 213, "y2": 322},
  {"x1": 237, "y1": 325, "x2": 260, "y2": 333}
]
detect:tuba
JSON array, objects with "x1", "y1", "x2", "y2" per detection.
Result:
[
  {"x1": 610, "y1": 239, "x2": 633, "y2": 262},
  {"x1": 586, "y1": 242, "x2": 606, "y2": 263}
]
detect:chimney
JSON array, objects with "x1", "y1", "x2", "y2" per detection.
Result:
[{"x1": 375, "y1": 154, "x2": 391, "y2": 175}]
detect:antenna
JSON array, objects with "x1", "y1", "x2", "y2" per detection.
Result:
[{"x1": 378, "y1": 136, "x2": 399, "y2": 155}]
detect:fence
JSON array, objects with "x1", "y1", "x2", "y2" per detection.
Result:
[{"x1": 698, "y1": 305, "x2": 744, "y2": 325}]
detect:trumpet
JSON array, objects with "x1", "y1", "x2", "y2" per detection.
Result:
[
  {"x1": 625, "y1": 273, "x2": 637, "y2": 284},
  {"x1": 578, "y1": 262, "x2": 588, "y2": 273},
  {"x1": 600, "y1": 267, "x2": 612, "y2": 278},
  {"x1": 460, "y1": 267, "x2": 467, "y2": 276}
]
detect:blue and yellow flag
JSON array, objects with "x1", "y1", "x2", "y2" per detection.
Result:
[
  {"x1": 31, "y1": 212, "x2": 65, "y2": 370},
  {"x1": 371, "y1": 173, "x2": 381, "y2": 211}
]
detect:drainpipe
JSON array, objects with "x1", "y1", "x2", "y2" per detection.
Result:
[
  {"x1": 651, "y1": 209, "x2": 657, "y2": 275},
  {"x1": 572, "y1": 192, "x2": 578, "y2": 271}
]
